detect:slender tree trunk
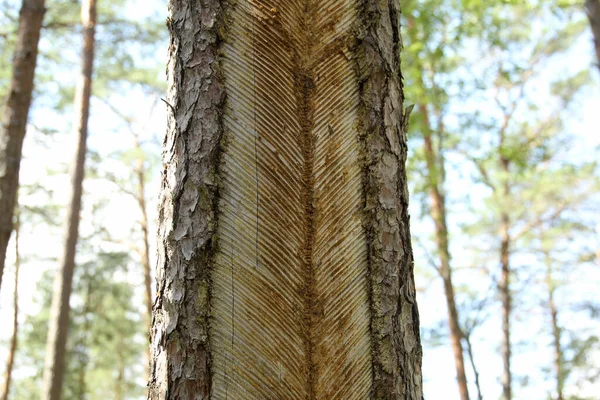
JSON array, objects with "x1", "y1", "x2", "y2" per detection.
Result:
[
  {"x1": 115, "y1": 334, "x2": 125, "y2": 400},
  {"x1": 133, "y1": 133, "x2": 153, "y2": 377},
  {"x1": 420, "y1": 103, "x2": 470, "y2": 400},
  {"x1": 0, "y1": 218, "x2": 19, "y2": 400},
  {"x1": 545, "y1": 253, "x2": 564, "y2": 400},
  {"x1": 137, "y1": 159, "x2": 152, "y2": 325},
  {"x1": 148, "y1": 0, "x2": 422, "y2": 398},
  {"x1": 499, "y1": 157, "x2": 512, "y2": 400},
  {"x1": 132, "y1": 135, "x2": 152, "y2": 330},
  {"x1": 464, "y1": 333, "x2": 483, "y2": 400},
  {"x1": 0, "y1": 0, "x2": 45, "y2": 296},
  {"x1": 41, "y1": 1, "x2": 96, "y2": 399},
  {"x1": 76, "y1": 278, "x2": 92, "y2": 400},
  {"x1": 586, "y1": 0, "x2": 600, "y2": 70}
]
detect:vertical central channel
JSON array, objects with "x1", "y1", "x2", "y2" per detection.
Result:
[{"x1": 295, "y1": 2, "x2": 318, "y2": 397}]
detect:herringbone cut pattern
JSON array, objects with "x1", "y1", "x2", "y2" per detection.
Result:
[{"x1": 211, "y1": 0, "x2": 371, "y2": 398}]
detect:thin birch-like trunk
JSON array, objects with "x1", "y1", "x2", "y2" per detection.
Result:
[
  {"x1": 0, "y1": 0, "x2": 45, "y2": 295},
  {"x1": 148, "y1": 0, "x2": 422, "y2": 398},
  {"x1": 41, "y1": 1, "x2": 96, "y2": 399}
]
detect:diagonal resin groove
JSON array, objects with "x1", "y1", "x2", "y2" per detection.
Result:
[{"x1": 211, "y1": 0, "x2": 371, "y2": 398}]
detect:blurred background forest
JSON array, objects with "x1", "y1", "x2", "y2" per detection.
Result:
[{"x1": 0, "y1": 0, "x2": 599, "y2": 399}]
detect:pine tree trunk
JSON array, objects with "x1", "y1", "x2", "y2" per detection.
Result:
[
  {"x1": 0, "y1": 0, "x2": 45, "y2": 296},
  {"x1": 0, "y1": 219, "x2": 19, "y2": 400},
  {"x1": 420, "y1": 102, "x2": 470, "y2": 400},
  {"x1": 148, "y1": 0, "x2": 422, "y2": 398},
  {"x1": 586, "y1": 0, "x2": 600, "y2": 70},
  {"x1": 41, "y1": 1, "x2": 96, "y2": 399}
]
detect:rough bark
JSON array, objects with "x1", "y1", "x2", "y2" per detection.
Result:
[
  {"x1": 0, "y1": 219, "x2": 19, "y2": 400},
  {"x1": 0, "y1": 0, "x2": 45, "y2": 296},
  {"x1": 148, "y1": 0, "x2": 421, "y2": 398},
  {"x1": 41, "y1": 1, "x2": 96, "y2": 399},
  {"x1": 420, "y1": 102, "x2": 470, "y2": 400},
  {"x1": 499, "y1": 156, "x2": 512, "y2": 400},
  {"x1": 586, "y1": 0, "x2": 600, "y2": 70},
  {"x1": 358, "y1": 1, "x2": 422, "y2": 396}
]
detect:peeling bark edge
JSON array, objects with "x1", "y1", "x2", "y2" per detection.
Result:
[
  {"x1": 148, "y1": 0, "x2": 226, "y2": 398},
  {"x1": 354, "y1": 0, "x2": 423, "y2": 398}
]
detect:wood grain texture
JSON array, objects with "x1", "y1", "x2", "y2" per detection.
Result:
[{"x1": 211, "y1": 0, "x2": 371, "y2": 398}]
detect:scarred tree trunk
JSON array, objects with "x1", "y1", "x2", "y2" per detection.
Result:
[
  {"x1": 586, "y1": 0, "x2": 600, "y2": 69},
  {"x1": 41, "y1": 1, "x2": 96, "y2": 399},
  {"x1": 0, "y1": 0, "x2": 45, "y2": 296},
  {"x1": 0, "y1": 217, "x2": 19, "y2": 400},
  {"x1": 148, "y1": 0, "x2": 422, "y2": 399}
]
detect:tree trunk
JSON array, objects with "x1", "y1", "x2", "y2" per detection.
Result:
[
  {"x1": 133, "y1": 133, "x2": 153, "y2": 378},
  {"x1": 464, "y1": 332, "x2": 483, "y2": 400},
  {"x1": 148, "y1": 0, "x2": 422, "y2": 399},
  {"x1": 115, "y1": 335, "x2": 125, "y2": 400},
  {"x1": 420, "y1": 103, "x2": 470, "y2": 400},
  {"x1": 0, "y1": 0, "x2": 45, "y2": 296},
  {"x1": 41, "y1": 1, "x2": 96, "y2": 399},
  {"x1": 0, "y1": 217, "x2": 19, "y2": 400},
  {"x1": 499, "y1": 157, "x2": 512, "y2": 400},
  {"x1": 133, "y1": 135, "x2": 153, "y2": 334},
  {"x1": 545, "y1": 253, "x2": 564, "y2": 400},
  {"x1": 76, "y1": 278, "x2": 92, "y2": 400},
  {"x1": 586, "y1": 0, "x2": 600, "y2": 70}
]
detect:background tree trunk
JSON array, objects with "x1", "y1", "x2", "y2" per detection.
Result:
[
  {"x1": 132, "y1": 132, "x2": 153, "y2": 380},
  {"x1": 0, "y1": 216, "x2": 20, "y2": 400},
  {"x1": 0, "y1": 0, "x2": 45, "y2": 296},
  {"x1": 586, "y1": 0, "x2": 600, "y2": 69},
  {"x1": 420, "y1": 102, "x2": 470, "y2": 400},
  {"x1": 148, "y1": 0, "x2": 422, "y2": 398},
  {"x1": 545, "y1": 252, "x2": 564, "y2": 400},
  {"x1": 499, "y1": 156, "x2": 512, "y2": 400},
  {"x1": 132, "y1": 132, "x2": 152, "y2": 346},
  {"x1": 41, "y1": 1, "x2": 96, "y2": 399}
]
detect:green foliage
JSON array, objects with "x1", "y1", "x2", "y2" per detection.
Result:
[
  {"x1": 10, "y1": 250, "x2": 145, "y2": 400},
  {"x1": 404, "y1": 0, "x2": 600, "y2": 397}
]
